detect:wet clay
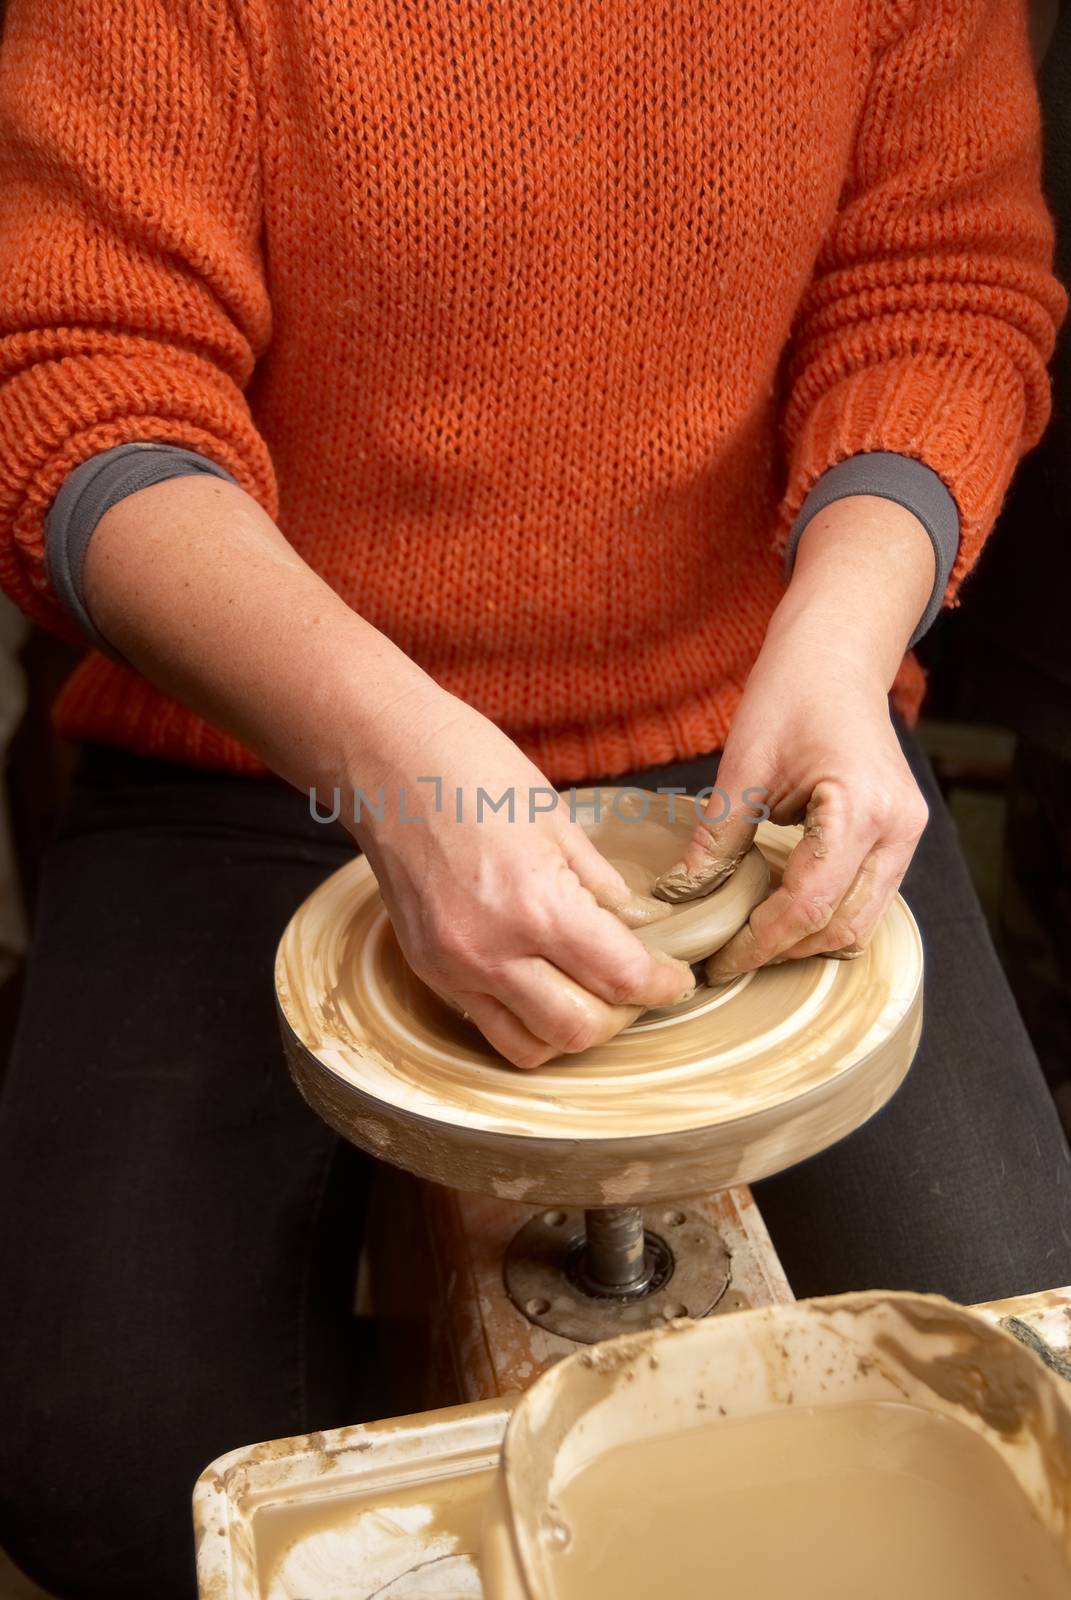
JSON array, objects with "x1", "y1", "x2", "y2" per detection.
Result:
[
  {"x1": 275, "y1": 797, "x2": 923, "y2": 1205},
  {"x1": 581, "y1": 792, "x2": 769, "y2": 962},
  {"x1": 803, "y1": 794, "x2": 829, "y2": 859},
  {"x1": 541, "y1": 1402, "x2": 1070, "y2": 1599}
]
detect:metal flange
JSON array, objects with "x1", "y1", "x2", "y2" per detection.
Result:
[{"x1": 504, "y1": 1205, "x2": 731, "y2": 1344}]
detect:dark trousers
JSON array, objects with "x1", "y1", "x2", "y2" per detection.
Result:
[
  {"x1": 999, "y1": 739, "x2": 1071, "y2": 1119},
  {"x1": 1, "y1": 734, "x2": 1069, "y2": 1598}
]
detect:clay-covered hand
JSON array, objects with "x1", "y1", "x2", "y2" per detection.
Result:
[
  {"x1": 348, "y1": 688, "x2": 694, "y2": 1067},
  {"x1": 653, "y1": 495, "x2": 935, "y2": 980},
  {"x1": 673, "y1": 667, "x2": 926, "y2": 983}
]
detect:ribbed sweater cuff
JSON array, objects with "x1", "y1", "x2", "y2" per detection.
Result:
[
  {"x1": 780, "y1": 352, "x2": 1030, "y2": 614},
  {"x1": 0, "y1": 341, "x2": 276, "y2": 639}
]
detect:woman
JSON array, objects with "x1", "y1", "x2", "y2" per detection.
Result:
[{"x1": 0, "y1": 0, "x2": 1068, "y2": 1594}]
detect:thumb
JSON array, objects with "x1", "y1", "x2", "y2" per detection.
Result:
[{"x1": 653, "y1": 800, "x2": 760, "y2": 905}]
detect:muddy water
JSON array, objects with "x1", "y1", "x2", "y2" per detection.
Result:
[{"x1": 544, "y1": 1401, "x2": 1069, "y2": 1598}]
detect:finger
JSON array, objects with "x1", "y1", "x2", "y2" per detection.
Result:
[
  {"x1": 538, "y1": 887, "x2": 697, "y2": 1010},
  {"x1": 775, "y1": 841, "x2": 914, "y2": 960},
  {"x1": 652, "y1": 803, "x2": 759, "y2": 904},
  {"x1": 485, "y1": 956, "x2": 642, "y2": 1056},
  {"x1": 704, "y1": 784, "x2": 869, "y2": 981},
  {"x1": 554, "y1": 833, "x2": 696, "y2": 1005},
  {"x1": 457, "y1": 992, "x2": 561, "y2": 1070},
  {"x1": 559, "y1": 826, "x2": 673, "y2": 929}
]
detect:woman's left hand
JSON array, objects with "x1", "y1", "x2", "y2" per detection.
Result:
[{"x1": 654, "y1": 605, "x2": 929, "y2": 983}]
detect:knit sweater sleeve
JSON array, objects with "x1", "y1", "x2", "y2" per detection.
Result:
[
  {"x1": 779, "y1": 0, "x2": 1066, "y2": 602},
  {"x1": 0, "y1": 0, "x2": 276, "y2": 639}
]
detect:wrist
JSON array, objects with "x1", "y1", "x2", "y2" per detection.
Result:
[
  {"x1": 317, "y1": 654, "x2": 445, "y2": 802},
  {"x1": 759, "y1": 595, "x2": 893, "y2": 699},
  {"x1": 769, "y1": 495, "x2": 936, "y2": 687}
]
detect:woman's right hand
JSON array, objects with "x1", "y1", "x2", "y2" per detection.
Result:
[
  {"x1": 83, "y1": 477, "x2": 691, "y2": 1067},
  {"x1": 346, "y1": 686, "x2": 695, "y2": 1068}
]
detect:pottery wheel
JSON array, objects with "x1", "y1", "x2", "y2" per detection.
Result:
[{"x1": 276, "y1": 794, "x2": 924, "y2": 1207}]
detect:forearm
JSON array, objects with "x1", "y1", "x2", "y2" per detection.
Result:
[
  {"x1": 764, "y1": 496, "x2": 937, "y2": 690},
  {"x1": 83, "y1": 474, "x2": 436, "y2": 798}
]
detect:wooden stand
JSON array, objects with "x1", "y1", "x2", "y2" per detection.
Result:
[{"x1": 368, "y1": 1167, "x2": 793, "y2": 1410}]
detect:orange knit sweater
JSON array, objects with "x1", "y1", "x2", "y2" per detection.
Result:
[{"x1": 0, "y1": 0, "x2": 1062, "y2": 780}]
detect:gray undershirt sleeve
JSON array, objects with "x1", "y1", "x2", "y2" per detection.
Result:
[
  {"x1": 784, "y1": 451, "x2": 960, "y2": 647},
  {"x1": 46, "y1": 443, "x2": 958, "y2": 656},
  {"x1": 44, "y1": 442, "x2": 238, "y2": 653}
]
